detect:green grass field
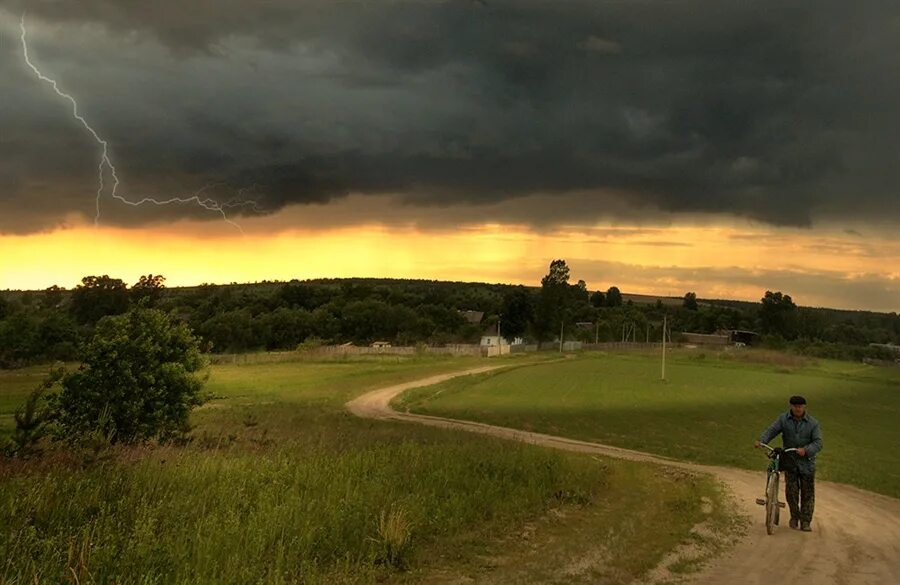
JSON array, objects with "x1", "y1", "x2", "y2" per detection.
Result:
[
  {"x1": 0, "y1": 353, "x2": 732, "y2": 584},
  {"x1": 398, "y1": 349, "x2": 900, "y2": 498}
]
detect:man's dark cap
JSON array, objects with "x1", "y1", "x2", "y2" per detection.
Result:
[{"x1": 789, "y1": 395, "x2": 807, "y2": 405}]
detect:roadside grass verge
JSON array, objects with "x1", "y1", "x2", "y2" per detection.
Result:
[
  {"x1": 399, "y1": 459, "x2": 742, "y2": 585},
  {"x1": 0, "y1": 352, "x2": 733, "y2": 583},
  {"x1": 397, "y1": 350, "x2": 900, "y2": 498}
]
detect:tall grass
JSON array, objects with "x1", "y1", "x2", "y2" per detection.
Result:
[
  {"x1": 1, "y1": 436, "x2": 610, "y2": 584},
  {"x1": 1, "y1": 353, "x2": 734, "y2": 583}
]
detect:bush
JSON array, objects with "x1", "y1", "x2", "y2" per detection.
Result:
[
  {"x1": 51, "y1": 307, "x2": 208, "y2": 444},
  {"x1": 371, "y1": 505, "x2": 413, "y2": 568},
  {"x1": 296, "y1": 336, "x2": 325, "y2": 352},
  {"x1": 788, "y1": 339, "x2": 899, "y2": 362},
  {"x1": 4, "y1": 368, "x2": 63, "y2": 458}
]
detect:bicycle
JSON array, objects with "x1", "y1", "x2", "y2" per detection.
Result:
[{"x1": 755, "y1": 443, "x2": 798, "y2": 535}]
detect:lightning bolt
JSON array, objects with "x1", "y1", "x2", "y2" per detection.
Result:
[{"x1": 18, "y1": 14, "x2": 257, "y2": 232}]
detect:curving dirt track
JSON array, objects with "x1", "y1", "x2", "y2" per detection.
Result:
[{"x1": 347, "y1": 366, "x2": 900, "y2": 585}]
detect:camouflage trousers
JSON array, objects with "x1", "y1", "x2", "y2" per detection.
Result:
[{"x1": 784, "y1": 470, "x2": 815, "y2": 524}]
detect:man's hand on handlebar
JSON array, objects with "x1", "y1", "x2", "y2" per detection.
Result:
[
  {"x1": 796, "y1": 447, "x2": 806, "y2": 456},
  {"x1": 754, "y1": 440, "x2": 762, "y2": 449}
]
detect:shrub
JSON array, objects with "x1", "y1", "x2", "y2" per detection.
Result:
[
  {"x1": 371, "y1": 505, "x2": 413, "y2": 568},
  {"x1": 296, "y1": 336, "x2": 325, "y2": 352},
  {"x1": 51, "y1": 307, "x2": 208, "y2": 444},
  {"x1": 3, "y1": 368, "x2": 63, "y2": 458}
]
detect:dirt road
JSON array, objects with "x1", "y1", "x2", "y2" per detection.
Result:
[{"x1": 347, "y1": 366, "x2": 900, "y2": 585}]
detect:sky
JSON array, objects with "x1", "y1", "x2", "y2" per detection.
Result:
[{"x1": 0, "y1": 1, "x2": 898, "y2": 312}]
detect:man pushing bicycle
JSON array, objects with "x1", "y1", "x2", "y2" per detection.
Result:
[{"x1": 755, "y1": 395, "x2": 823, "y2": 532}]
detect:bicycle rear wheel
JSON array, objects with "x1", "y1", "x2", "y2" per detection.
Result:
[{"x1": 765, "y1": 472, "x2": 779, "y2": 535}]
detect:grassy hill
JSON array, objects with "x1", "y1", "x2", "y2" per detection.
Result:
[{"x1": 398, "y1": 349, "x2": 900, "y2": 498}]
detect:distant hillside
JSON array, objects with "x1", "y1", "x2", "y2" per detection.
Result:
[{"x1": 1, "y1": 274, "x2": 897, "y2": 367}]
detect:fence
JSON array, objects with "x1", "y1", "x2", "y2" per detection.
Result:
[
  {"x1": 208, "y1": 341, "x2": 674, "y2": 365},
  {"x1": 311, "y1": 344, "x2": 486, "y2": 357},
  {"x1": 582, "y1": 342, "x2": 665, "y2": 351}
]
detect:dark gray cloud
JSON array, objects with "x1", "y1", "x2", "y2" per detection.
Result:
[{"x1": 1, "y1": 0, "x2": 899, "y2": 233}]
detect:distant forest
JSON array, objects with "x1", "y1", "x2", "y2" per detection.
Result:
[{"x1": 1, "y1": 260, "x2": 898, "y2": 367}]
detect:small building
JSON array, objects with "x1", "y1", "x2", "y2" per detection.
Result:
[
  {"x1": 728, "y1": 330, "x2": 759, "y2": 346},
  {"x1": 680, "y1": 332, "x2": 730, "y2": 346},
  {"x1": 480, "y1": 334, "x2": 507, "y2": 347},
  {"x1": 370, "y1": 341, "x2": 392, "y2": 349},
  {"x1": 459, "y1": 310, "x2": 484, "y2": 325},
  {"x1": 480, "y1": 326, "x2": 510, "y2": 357}
]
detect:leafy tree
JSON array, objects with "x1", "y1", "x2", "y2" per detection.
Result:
[
  {"x1": 416, "y1": 304, "x2": 467, "y2": 339},
  {"x1": 797, "y1": 308, "x2": 826, "y2": 340},
  {"x1": 589, "y1": 290, "x2": 605, "y2": 308},
  {"x1": 253, "y1": 308, "x2": 314, "y2": 350},
  {"x1": 41, "y1": 285, "x2": 65, "y2": 309},
  {"x1": 605, "y1": 286, "x2": 623, "y2": 307},
  {"x1": 0, "y1": 311, "x2": 39, "y2": 367},
  {"x1": 70, "y1": 275, "x2": 130, "y2": 324},
  {"x1": 279, "y1": 281, "x2": 336, "y2": 310},
  {"x1": 51, "y1": 307, "x2": 207, "y2": 444},
  {"x1": 759, "y1": 291, "x2": 799, "y2": 339},
  {"x1": 198, "y1": 309, "x2": 255, "y2": 352},
  {"x1": 573, "y1": 280, "x2": 590, "y2": 304},
  {"x1": 535, "y1": 260, "x2": 572, "y2": 342},
  {"x1": 310, "y1": 305, "x2": 341, "y2": 342},
  {"x1": 36, "y1": 310, "x2": 79, "y2": 361},
  {"x1": 392, "y1": 305, "x2": 426, "y2": 346},
  {"x1": 683, "y1": 292, "x2": 699, "y2": 311},
  {"x1": 542, "y1": 259, "x2": 570, "y2": 287},
  {"x1": 340, "y1": 300, "x2": 397, "y2": 344},
  {"x1": 500, "y1": 286, "x2": 534, "y2": 341},
  {"x1": 822, "y1": 321, "x2": 868, "y2": 345},
  {"x1": 5, "y1": 368, "x2": 63, "y2": 457},
  {"x1": 132, "y1": 274, "x2": 166, "y2": 306}
]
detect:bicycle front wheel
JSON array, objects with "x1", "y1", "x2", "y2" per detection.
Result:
[{"x1": 765, "y1": 472, "x2": 779, "y2": 535}]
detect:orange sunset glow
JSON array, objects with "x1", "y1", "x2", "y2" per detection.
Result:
[{"x1": 3, "y1": 208, "x2": 897, "y2": 312}]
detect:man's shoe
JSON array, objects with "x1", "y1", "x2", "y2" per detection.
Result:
[
  {"x1": 801, "y1": 521, "x2": 812, "y2": 532},
  {"x1": 789, "y1": 518, "x2": 799, "y2": 530}
]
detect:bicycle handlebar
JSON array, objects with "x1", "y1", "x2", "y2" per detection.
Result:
[{"x1": 759, "y1": 443, "x2": 798, "y2": 454}]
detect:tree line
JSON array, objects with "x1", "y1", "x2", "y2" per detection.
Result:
[{"x1": 1, "y1": 263, "x2": 898, "y2": 367}]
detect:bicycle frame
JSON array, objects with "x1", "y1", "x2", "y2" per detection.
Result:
[{"x1": 755, "y1": 443, "x2": 798, "y2": 535}]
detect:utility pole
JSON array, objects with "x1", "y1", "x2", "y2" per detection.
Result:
[
  {"x1": 497, "y1": 316, "x2": 501, "y2": 355},
  {"x1": 595, "y1": 321, "x2": 599, "y2": 344},
  {"x1": 661, "y1": 314, "x2": 667, "y2": 381},
  {"x1": 559, "y1": 321, "x2": 564, "y2": 353}
]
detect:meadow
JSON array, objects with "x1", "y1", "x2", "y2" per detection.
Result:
[
  {"x1": 0, "y1": 353, "x2": 733, "y2": 584},
  {"x1": 398, "y1": 349, "x2": 900, "y2": 498}
]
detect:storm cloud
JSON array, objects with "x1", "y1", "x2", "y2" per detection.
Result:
[{"x1": 1, "y1": 0, "x2": 899, "y2": 233}]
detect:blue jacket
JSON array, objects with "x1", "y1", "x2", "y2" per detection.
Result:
[{"x1": 758, "y1": 411, "x2": 823, "y2": 475}]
